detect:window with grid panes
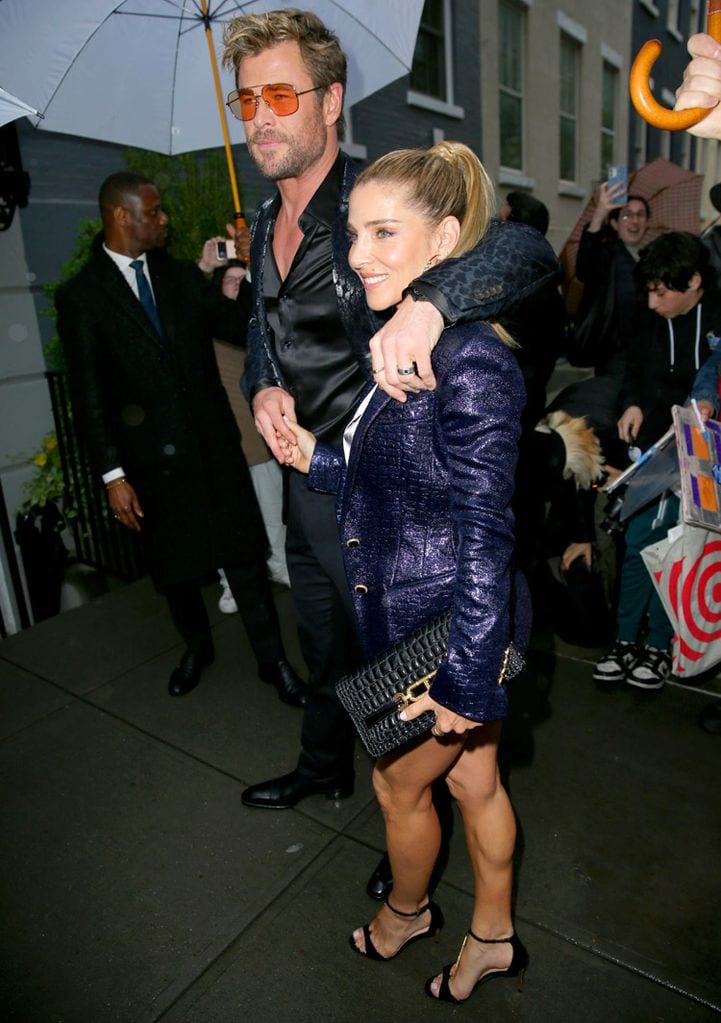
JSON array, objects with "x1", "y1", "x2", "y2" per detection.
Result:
[
  {"x1": 559, "y1": 33, "x2": 579, "y2": 181},
  {"x1": 410, "y1": 0, "x2": 446, "y2": 100},
  {"x1": 499, "y1": 0, "x2": 524, "y2": 170},
  {"x1": 601, "y1": 61, "x2": 618, "y2": 176}
]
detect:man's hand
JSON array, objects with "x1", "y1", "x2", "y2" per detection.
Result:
[
  {"x1": 107, "y1": 480, "x2": 144, "y2": 532},
  {"x1": 198, "y1": 236, "x2": 228, "y2": 274},
  {"x1": 227, "y1": 222, "x2": 251, "y2": 264},
  {"x1": 618, "y1": 405, "x2": 644, "y2": 444},
  {"x1": 252, "y1": 386, "x2": 297, "y2": 461},
  {"x1": 369, "y1": 295, "x2": 444, "y2": 403},
  {"x1": 676, "y1": 33, "x2": 721, "y2": 139}
]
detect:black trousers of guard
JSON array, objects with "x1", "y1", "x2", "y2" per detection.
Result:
[
  {"x1": 285, "y1": 471, "x2": 361, "y2": 782},
  {"x1": 164, "y1": 549, "x2": 286, "y2": 668}
]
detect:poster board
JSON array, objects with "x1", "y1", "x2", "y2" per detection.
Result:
[{"x1": 672, "y1": 404, "x2": 721, "y2": 534}]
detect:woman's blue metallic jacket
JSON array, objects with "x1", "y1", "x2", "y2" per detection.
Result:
[{"x1": 308, "y1": 322, "x2": 530, "y2": 723}]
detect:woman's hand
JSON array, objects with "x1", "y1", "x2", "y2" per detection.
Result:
[
  {"x1": 561, "y1": 541, "x2": 592, "y2": 571},
  {"x1": 398, "y1": 691, "x2": 483, "y2": 737},
  {"x1": 276, "y1": 416, "x2": 317, "y2": 473},
  {"x1": 588, "y1": 180, "x2": 627, "y2": 232}
]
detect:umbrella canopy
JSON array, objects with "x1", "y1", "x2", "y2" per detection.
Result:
[
  {"x1": 0, "y1": 0, "x2": 425, "y2": 155},
  {"x1": 641, "y1": 523, "x2": 721, "y2": 677},
  {"x1": 560, "y1": 157, "x2": 704, "y2": 291},
  {"x1": 0, "y1": 87, "x2": 42, "y2": 129}
]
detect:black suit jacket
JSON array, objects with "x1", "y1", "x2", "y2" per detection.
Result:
[{"x1": 57, "y1": 236, "x2": 265, "y2": 588}]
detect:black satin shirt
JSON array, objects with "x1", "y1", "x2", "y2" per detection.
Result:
[{"x1": 264, "y1": 155, "x2": 367, "y2": 446}]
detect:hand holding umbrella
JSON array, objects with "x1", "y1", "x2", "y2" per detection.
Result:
[{"x1": 630, "y1": 0, "x2": 721, "y2": 131}]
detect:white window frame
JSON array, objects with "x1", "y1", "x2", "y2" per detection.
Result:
[
  {"x1": 559, "y1": 28, "x2": 582, "y2": 185},
  {"x1": 407, "y1": 0, "x2": 464, "y2": 119},
  {"x1": 498, "y1": 0, "x2": 527, "y2": 174}
]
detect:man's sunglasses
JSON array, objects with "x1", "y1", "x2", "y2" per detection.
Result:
[{"x1": 226, "y1": 83, "x2": 324, "y2": 121}]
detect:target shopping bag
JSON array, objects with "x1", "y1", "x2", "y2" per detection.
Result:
[{"x1": 641, "y1": 523, "x2": 721, "y2": 677}]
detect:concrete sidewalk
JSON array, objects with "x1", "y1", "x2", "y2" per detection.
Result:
[{"x1": 1, "y1": 578, "x2": 719, "y2": 1022}]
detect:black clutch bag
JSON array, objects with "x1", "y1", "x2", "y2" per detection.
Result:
[{"x1": 335, "y1": 611, "x2": 524, "y2": 758}]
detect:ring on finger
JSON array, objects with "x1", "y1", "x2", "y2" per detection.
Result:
[
  {"x1": 371, "y1": 365, "x2": 385, "y2": 375},
  {"x1": 397, "y1": 364, "x2": 417, "y2": 376}
]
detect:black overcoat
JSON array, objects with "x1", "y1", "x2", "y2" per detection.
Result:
[{"x1": 56, "y1": 237, "x2": 266, "y2": 589}]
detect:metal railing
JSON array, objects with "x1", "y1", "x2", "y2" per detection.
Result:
[{"x1": 47, "y1": 371, "x2": 145, "y2": 581}]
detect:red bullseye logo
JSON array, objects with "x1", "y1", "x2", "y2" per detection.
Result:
[{"x1": 667, "y1": 539, "x2": 721, "y2": 667}]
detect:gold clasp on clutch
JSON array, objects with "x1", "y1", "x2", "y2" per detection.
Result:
[{"x1": 393, "y1": 672, "x2": 435, "y2": 710}]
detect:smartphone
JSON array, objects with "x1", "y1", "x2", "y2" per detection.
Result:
[
  {"x1": 215, "y1": 239, "x2": 236, "y2": 260},
  {"x1": 607, "y1": 164, "x2": 628, "y2": 205}
]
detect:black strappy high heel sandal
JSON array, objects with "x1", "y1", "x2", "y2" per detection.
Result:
[
  {"x1": 349, "y1": 897, "x2": 444, "y2": 961},
  {"x1": 424, "y1": 929, "x2": 528, "y2": 1003}
]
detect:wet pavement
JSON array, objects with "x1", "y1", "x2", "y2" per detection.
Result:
[{"x1": 1, "y1": 577, "x2": 719, "y2": 1022}]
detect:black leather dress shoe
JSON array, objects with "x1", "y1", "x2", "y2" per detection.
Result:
[
  {"x1": 168, "y1": 646, "x2": 214, "y2": 697},
  {"x1": 700, "y1": 699, "x2": 721, "y2": 734},
  {"x1": 366, "y1": 851, "x2": 393, "y2": 901},
  {"x1": 258, "y1": 659, "x2": 307, "y2": 707},
  {"x1": 241, "y1": 769, "x2": 354, "y2": 809}
]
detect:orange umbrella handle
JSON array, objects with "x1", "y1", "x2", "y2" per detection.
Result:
[{"x1": 630, "y1": 0, "x2": 721, "y2": 131}]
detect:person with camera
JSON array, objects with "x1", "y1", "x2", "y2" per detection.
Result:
[{"x1": 593, "y1": 232, "x2": 721, "y2": 690}]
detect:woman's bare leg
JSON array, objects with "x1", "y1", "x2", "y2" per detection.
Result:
[
  {"x1": 427, "y1": 722, "x2": 518, "y2": 1000},
  {"x1": 351, "y1": 735, "x2": 463, "y2": 958}
]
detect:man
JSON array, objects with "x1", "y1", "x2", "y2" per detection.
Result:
[
  {"x1": 221, "y1": 9, "x2": 559, "y2": 819},
  {"x1": 593, "y1": 232, "x2": 721, "y2": 690},
  {"x1": 56, "y1": 172, "x2": 304, "y2": 705}
]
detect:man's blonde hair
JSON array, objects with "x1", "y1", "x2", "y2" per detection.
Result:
[{"x1": 222, "y1": 8, "x2": 346, "y2": 140}]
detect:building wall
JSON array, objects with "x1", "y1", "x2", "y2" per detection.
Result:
[{"x1": 478, "y1": 0, "x2": 633, "y2": 254}]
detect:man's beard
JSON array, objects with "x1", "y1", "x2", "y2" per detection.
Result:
[{"x1": 248, "y1": 124, "x2": 327, "y2": 182}]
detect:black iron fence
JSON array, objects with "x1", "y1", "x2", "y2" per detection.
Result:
[{"x1": 47, "y1": 371, "x2": 145, "y2": 581}]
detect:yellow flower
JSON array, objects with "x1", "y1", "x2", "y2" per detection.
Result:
[
  {"x1": 33, "y1": 453, "x2": 48, "y2": 468},
  {"x1": 43, "y1": 435, "x2": 57, "y2": 452}
]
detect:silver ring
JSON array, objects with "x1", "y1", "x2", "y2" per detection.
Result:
[
  {"x1": 371, "y1": 365, "x2": 384, "y2": 375},
  {"x1": 431, "y1": 726, "x2": 441, "y2": 737},
  {"x1": 397, "y1": 364, "x2": 416, "y2": 376}
]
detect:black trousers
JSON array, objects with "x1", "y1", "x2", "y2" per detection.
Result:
[
  {"x1": 286, "y1": 471, "x2": 361, "y2": 781},
  {"x1": 164, "y1": 549, "x2": 285, "y2": 667}
]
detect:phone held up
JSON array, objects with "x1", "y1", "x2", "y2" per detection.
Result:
[
  {"x1": 215, "y1": 239, "x2": 236, "y2": 261},
  {"x1": 607, "y1": 164, "x2": 628, "y2": 206}
]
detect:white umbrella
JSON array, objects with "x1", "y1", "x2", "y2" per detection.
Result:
[
  {"x1": 0, "y1": 87, "x2": 43, "y2": 129},
  {"x1": 0, "y1": 1, "x2": 424, "y2": 216}
]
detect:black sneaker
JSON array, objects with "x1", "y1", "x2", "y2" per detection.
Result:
[
  {"x1": 626, "y1": 646, "x2": 671, "y2": 690},
  {"x1": 592, "y1": 640, "x2": 637, "y2": 684}
]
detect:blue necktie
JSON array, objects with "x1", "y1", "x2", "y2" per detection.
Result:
[{"x1": 130, "y1": 259, "x2": 163, "y2": 335}]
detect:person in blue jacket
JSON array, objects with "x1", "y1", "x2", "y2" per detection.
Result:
[{"x1": 278, "y1": 141, "x2": 530, "y2": 1005}]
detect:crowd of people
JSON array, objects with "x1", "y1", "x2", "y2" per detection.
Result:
[{"x1": 55, "y1": 10, "x2": 721, "y2": 1008}]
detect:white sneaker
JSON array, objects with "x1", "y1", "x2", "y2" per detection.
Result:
[
  {"x1": 593, "y1": 640, "x2": 636, "y2": 684},
  {"x1": 267, "y1": 557, "x2": 290, "y2": 588},
  {"x1": 626, "y1": 646, "x2": 671, "y2": 690},
  {"x1": 217, "y1": 569, "x2": 238, "y2": 614}
]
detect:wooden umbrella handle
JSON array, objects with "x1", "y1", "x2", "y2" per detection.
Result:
[{"x1": 630, "y1": 0, "x2": 721, "y2": 131}]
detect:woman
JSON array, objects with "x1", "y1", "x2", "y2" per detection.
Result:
[{"x1": 278, "y1": 141, "x2": 530, "y2": 1004}]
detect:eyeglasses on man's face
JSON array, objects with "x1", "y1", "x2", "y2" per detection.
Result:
[{"x1": 226, "y1": 83, "x2": 324, "y2": 121}]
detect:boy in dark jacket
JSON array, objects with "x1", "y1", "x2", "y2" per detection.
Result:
[{"x1": 594, "y1": 232, "x2": 721, "y2": 689}]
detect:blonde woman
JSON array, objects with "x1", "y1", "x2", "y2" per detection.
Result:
[{"x1": 280, "y1": 141, "x2": 530, "y2": 1004}]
